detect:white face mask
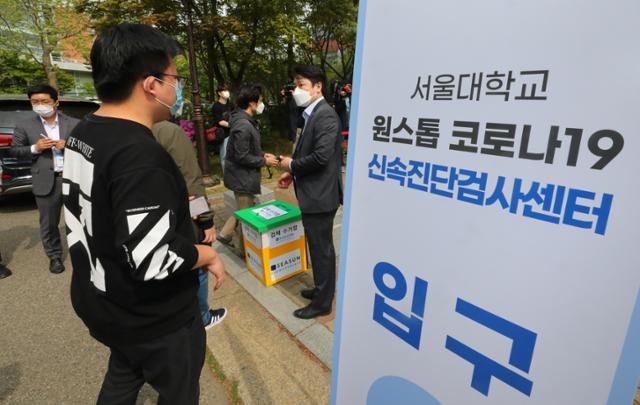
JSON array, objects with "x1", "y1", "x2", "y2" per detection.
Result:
[
  {"x1": 256, "y1": 102, "x2": 265, "y2": 115},
  {"x1": 221, "y1": 91, "x2": 230, "y2": 99},
  {"x1": 33, "y1": 104, "x2": 55, "y2": 118},
  {"x1": 293, "y1": 87, "x2": 312, "y2": 107}
]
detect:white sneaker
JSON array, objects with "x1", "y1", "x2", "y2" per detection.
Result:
[{"x1": 204, "y1": 308, "x2": 227, "y2": 330}]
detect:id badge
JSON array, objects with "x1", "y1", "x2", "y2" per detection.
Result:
[{"x1": 53, "y1": 148, "x2": 64, "y2": 171}]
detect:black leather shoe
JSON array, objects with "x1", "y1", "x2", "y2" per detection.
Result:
[
  {"x1": 0, "y1": 264, "x2": 11, "y2": 279},
  {"x1": 300, "y1": 288, "x2": 316, "y2": 300},
  {"x1": 49, "y1": 258, "x2": 65, "y2": 274},
  {"x1": 293, "y1": 304, "x2": 331, "y2": 319}
]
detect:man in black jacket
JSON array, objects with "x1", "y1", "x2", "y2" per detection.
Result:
[
  {"x1": 63, "y1": 24, "x2": 225, "y2": 404},
  {"x1": 278, "y1": 65, "x2": 343, "y2": 319},
  {"x1": 217, "y1": 85, "x2": 278, "y2": 252}
]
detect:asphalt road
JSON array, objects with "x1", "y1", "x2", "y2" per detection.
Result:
[{"x1": 0, "y1": 192, "x2": 228, "y2": 404}]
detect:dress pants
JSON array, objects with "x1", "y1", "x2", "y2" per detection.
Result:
[
  {"x1": 96, "y1": 315, "x2": 205, "y2": 405},
  {"x1": 35, "y1": 175, "x2": 63, "y2": 260},
  {"x1": 301, "y1": 210, "x2": 337, "y2": 311}
]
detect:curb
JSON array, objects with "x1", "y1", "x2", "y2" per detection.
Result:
[{"x1": 212, "y1": 241, "x2": 335, "y2": 369}]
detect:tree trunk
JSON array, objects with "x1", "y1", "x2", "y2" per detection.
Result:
[
  {"x1": 286, "y1": 36, "x2": 295, "y2": 76},
  {"x1": 41, "y1": 47, "x2": 58, "y2": 90},
  {"x1": 235, "y1": 16, "x2": 260, "y2": 88},
  {"x1": 205, "y1": 38, "x2": 215, "y2": 98}
]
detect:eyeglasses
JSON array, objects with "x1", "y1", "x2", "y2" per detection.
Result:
[
  {"x1": 30, "y1": 98, "x2": 56, "y2": 106},
  {"x1": 149, "y1": 73, "x2": 187, "y2": 89}
]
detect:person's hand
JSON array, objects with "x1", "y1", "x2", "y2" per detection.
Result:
[
  {"x1": 204, "y1": 254, "x2": 225, "y2": 290},
  {"x1": 264, "y1": 153, "x2": 279, "y2": 167},
  {"x1": 55, "y1": 139, "x2": 65, "y2": 150},
  {"x1": 35, "y1": 138, "x2": 56, "y2": 152},
  {"x1": 202, "y1": 225, "x2": 217, "y2": 244},
  {"x1": 278, "y1": 156, "x2": 292, "y2": 172},
  {"x1": 278, "y1": 172, "x2": 293, "y2": 189}
]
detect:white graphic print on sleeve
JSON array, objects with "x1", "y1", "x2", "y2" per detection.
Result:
[
  {"x1": 63, "y1": 147, "x2": 104, "y2": 291},
  {"x1": 127, "y1": 210, "x2": 185, "y2": 281},
  {"x1": 127, "y1": 213, "x2": 148, "y2": 234}
]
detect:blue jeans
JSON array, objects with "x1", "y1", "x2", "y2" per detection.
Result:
[
  {"x1": 220, "y1": 137, "x2": 229, "y2": 172},
  {"x1": 198, "y1": 269, "x2": 212, "y2": 324}
]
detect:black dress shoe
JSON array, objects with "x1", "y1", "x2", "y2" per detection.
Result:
[
  {"x1": 293, "y1": 304, "x2": 331, "y2": 319},
  {"x1": 300, "y1": 288, "x2": 317, "y2": 300},
  {"x1": 0, "y1": 264, "x2": 11, "y2": 279},
  {"x1": 49, "y1": 258, "x2": 65, "y2": 274}
]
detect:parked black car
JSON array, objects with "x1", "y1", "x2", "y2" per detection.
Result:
[{"x1": 0, "y1": 95, "x2": 99, "y2": 197}]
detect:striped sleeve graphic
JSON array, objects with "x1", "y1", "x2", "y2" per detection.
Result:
[{"x1": 125, "y1": 210, "x2": 186, "y2": 281}]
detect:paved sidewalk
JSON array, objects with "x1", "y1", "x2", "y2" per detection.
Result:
[{"x1": 0, "y1": 194, "x2": 228, "y2": 405}]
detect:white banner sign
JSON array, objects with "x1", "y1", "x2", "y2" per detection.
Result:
[{"x1": 332, "y1": 1, "x2": 640, "y2": 404}]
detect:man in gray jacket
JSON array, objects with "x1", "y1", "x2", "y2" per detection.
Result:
[
  {"x1": 217, "y1": 85, "x2": 278, "y2": 253},
  {"x1": 11, "y1": 85, "x2": 79, "y2": 274}
]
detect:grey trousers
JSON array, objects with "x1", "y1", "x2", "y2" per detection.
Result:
[
  {"x1": 301, "y1": 210, "x2": 337, "y2": 311},
  {"x1": 35, "y1": 175, "x2": 63, "y2": 260}
]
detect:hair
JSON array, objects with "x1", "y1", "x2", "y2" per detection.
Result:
[
  {"x1": 27, "y1": 84, "x2": 58, "y2": 101},
  {"x1": 292, "y1": 65, "x2": 326, "y2": 94},
  {"x1": 217, "y1": 84, "x2": 229, "y2": 93},
  {"x1": 90, "y1": 23, "x2": 180, "y2": 103},
  {"x1": 236, "y1": 85, "x2": 262, "y2": 110}
]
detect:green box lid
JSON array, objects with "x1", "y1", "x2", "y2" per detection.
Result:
[{"x1": 234, "y1": 200, "x2": 301, "y2": 233}]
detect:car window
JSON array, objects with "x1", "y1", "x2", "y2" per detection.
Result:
[
  {"x1": 0, "y1": 99, "x2": 99, "y2": 127},
  {"x1": 0, "y1": 111, "x2": 34, "y2": 131},
  {"x1": 59, "y1": 102, "x2": 99, "y2": 119}
]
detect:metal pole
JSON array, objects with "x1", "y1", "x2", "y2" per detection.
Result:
[{"x1": 182, "y1": 0, "x2": 218, "y2": 186}]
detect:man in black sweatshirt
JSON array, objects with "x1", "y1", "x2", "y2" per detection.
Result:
[{"x1": 62, "y1": 23, "x2": 225, "y2": 404}]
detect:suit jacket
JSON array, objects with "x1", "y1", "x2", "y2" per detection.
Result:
[
  {"x1": 291, "y1": 99, "x2": 343, "y2": 214},
  {"x1": 11, "y1": 112, "x2": 79, "y2": 196}
]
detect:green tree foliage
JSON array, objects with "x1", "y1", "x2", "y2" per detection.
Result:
[
  {"x1": 301, "y1": 0, "x2": 357, "y2": 84},
  {"x1": 0, "y1": 0, "x2": 90, "y2": 89},
  {"x1": 0, "y1": 49, "x2": 75, "y2": 94},
  {"x1": 75, "y1": 0, "x2": 358, "y2": 102}
]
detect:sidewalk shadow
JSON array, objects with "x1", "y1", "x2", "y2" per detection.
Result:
[
  {"x1": 0, "y1": 362, "x2": 22, "y2": 402},
  {"x1": 1, "y1": 224, "x2": 42, "y2": 265},
  {"x1": 221, "y1": 327, "x2": 276, "y2": 405}
]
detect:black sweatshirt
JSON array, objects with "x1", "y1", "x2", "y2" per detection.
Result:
[{"x1": 63, "y1": 114, "x2": 199, "y2": 346}]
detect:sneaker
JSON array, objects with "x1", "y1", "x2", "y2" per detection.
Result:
[{"x1": 204, "y1": 308, "x2": 227, "y2": 330}]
